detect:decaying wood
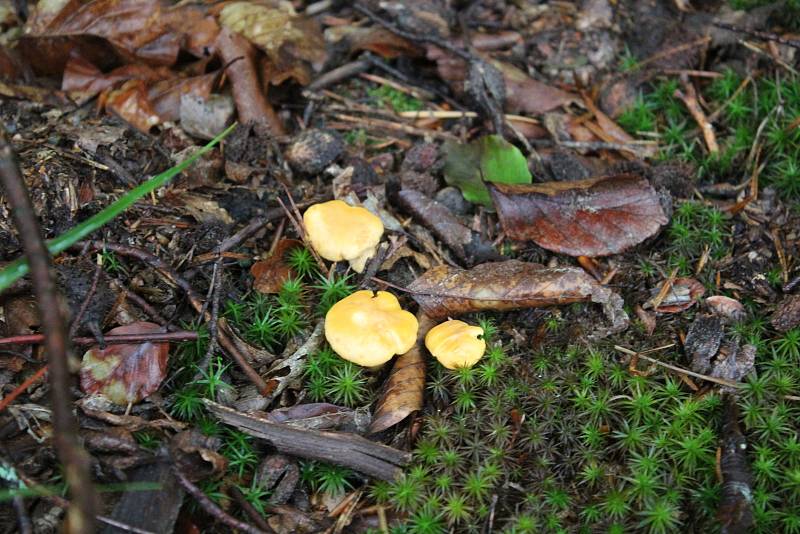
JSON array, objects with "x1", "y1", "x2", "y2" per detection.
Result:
[
  {"x1": 204, "y1": 400, "x2": 410, "y2": 481},
  {"x1": 717, "y1": 396, "x2": 754, "y2": 534}
]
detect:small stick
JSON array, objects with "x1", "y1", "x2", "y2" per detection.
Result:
[
  {"x1": 68, "y1": 261, "x2": 104, "y2": 339},
  {"x1": 173, "y1": 468, "x2": 268, "y2": 534},
  {"x1": 648, "y1": 268, "x2": 679, "y2": 310},
  {"x1": 615, "y1": 344, "x2": 742, "y2": 388},
  {"x1": 229, "y1": 485, "x2": 274, "y2": 533},
  {"x1": 0, "y1": 365, "x2": 48, "y2": 413},
  {"x1": 81, "y1": 241, "x2": 269, "y2": 394},
  {"x1": 0, "y1": 330, "x2": 198, "y2": 347},
  {"x1": 675, "y1": 75, "x2": 719, "y2": 153}
]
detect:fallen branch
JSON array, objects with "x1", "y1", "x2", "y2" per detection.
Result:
[
  {"x1": 0, "y1": 130, "x2": 98, "y2": 532},
  {"x1": 204, "y1": 400, "x2": 410, "y2": 481}
]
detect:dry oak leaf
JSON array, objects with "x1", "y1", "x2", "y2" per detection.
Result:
[
  {"x1": 490, "y1": 174, "x2": 669, "y2": 257},
  {"x1": 408, "y1": 260, "x2": 628, "y2": 336},
  {"x1": 80, "y1": 321, "x2": 170, "y2": 405},
  {"x1": 369, "y1": 312, "x2": 435, "y2": 434}
]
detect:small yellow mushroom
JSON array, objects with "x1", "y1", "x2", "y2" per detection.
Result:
[
  {"x1": 425, "y1": 319, "x2": 485, "y2": 369},
  {"x1": 303, "y1": 200, "x2": 384, "y2": 272},
  {"x1": 325, "y1": 290, "x2": 418, "y2": 367}
]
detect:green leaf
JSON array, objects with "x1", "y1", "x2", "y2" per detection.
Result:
[
  {"x1": 443, "y1": 134, "x2": 532, "y2": 208},
  {"x1": 0, "y1": 123, "x2": 237, "y2": 292}
]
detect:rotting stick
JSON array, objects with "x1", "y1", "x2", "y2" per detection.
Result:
[
  {"x1": 205, "y1": 400, "x2": 410, "y2": 481},
  {"x1": 675, "y1": 75, "x2": 719, "y2": 154},
  {"x1": 0, "y1": 131, "x2": 98, "y2": 532}
]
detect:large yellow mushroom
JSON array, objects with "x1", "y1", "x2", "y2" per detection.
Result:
[
  {"x1": 303, "y1": 200, "x2": 384, "y2": 272},
  {"x1": 325, "y1": 290, "x2": 418, "y2": 367},
  {"x1": 425, "y1": 319, "x2": 485, "y2": 369}
]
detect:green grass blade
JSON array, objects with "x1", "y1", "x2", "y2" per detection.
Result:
[{"x1": 0, "y1": 123, "x2": 236, "y2": 292}]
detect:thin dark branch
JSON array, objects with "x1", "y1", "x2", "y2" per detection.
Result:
[
  {"x1": 80, "y1": 241, "x2": 270, "y2": 394},
  {"x1": 0, "y1": 330, "x2": 199, "y2": 347},
  {"x1": 0, "y1": 131, "x2": 98, "y2": 532},
  {"x1": 173, "y1": 467, "x2": 268, "y2": 534},
  {"x1": 68, "y1": 261, "x2": 103, "y2": 339}
]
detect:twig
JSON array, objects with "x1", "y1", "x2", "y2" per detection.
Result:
[
  {"x1": 0, "y1": 330, "x2": 198, "y2": 347},
  {"x1": 68, "y1": 261, "x2": 103, "y2": 339},
  {"x1": 81, "y1": 241, "x2": 270, "y2": 394},
  {"x1": 0, "y1": 365, "x2": 48, "y2": 413},
  {"x1": 194, "y1": 258, "x2": 223, "y2": 376},
  {"x1": 713, "y1": 21, "x2": 800, "y2": 49},
  {"x1": 0, "y1": 130, "x2": 98, "y2": 532},
  {"x1": 229, "y1": 485, "x2": 275, "y2": 533},
  {"x1": 308, "y1": 60, "x2": 371, "y2": 92},
  {"x1": 173, "y1": 468, "x2": 268, "y2": 534},
  {"x1": 614, "y1": 344, "x2": 742, "y2": 388},
  {"x1": 675, "y1": 75, "x2": 718, "y2": 153}
]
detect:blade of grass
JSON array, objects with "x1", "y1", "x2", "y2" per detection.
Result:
[{"x1": 0, "y1": 123, "x2": 236, "y2": 292}]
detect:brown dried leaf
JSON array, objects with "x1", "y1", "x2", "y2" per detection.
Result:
[
  {"x1": 251, "y1": 239, "x2": 303, "y2": 294},
  {"x1": 369, "y1": 312, "x2": 435, "y2": 434},
  {"x1": 21, "y1": 0, "x2": 181, "y2": 75},
  {"x1": 408, "y1": 260, "x2": 628, "y2": 335},
  {"x1": 218, "y1": 1, "x2": 325, "y2": 68},
  {"x1": 80, "y1": 321, "x2": 170, "y2": 405},
  {"x1": 104, "y1": 79, "x2": 163, "y2": 132},
  {"x1": 490, "y1": 174, "x2": 669, "y2": 257}
]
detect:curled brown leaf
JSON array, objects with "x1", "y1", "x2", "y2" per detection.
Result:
[
  {"x1": 408, "y1": 260, "x2": 628, "y2": 336},
  {"x1": 369, "y1": 312, "x2": 435, "y2": 434}
]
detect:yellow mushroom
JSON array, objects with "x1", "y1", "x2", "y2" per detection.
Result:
[
  {"x1": 325, "y1": 290, "x2": 418, "y2": 367},
  {"x1": 425, "y1": 319, "x2": 485, "y2": 369},
  {"x1": 303, "y1": 200, "x2": 384, "y2": 272}
]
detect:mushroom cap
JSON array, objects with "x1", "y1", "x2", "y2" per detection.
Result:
[
  {"x1": 303, "y1": 200, "x2": 384, "y2": 272},
  {"x1": 425, "y1": 319, "x2": 485, "y2": 369},
  {"x1": 325, "y1": 290, "x2": 418, "y2": 367}
]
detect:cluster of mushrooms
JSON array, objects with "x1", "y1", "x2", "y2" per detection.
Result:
[{"x1": 303, "y1": 200, "x2": 486, "y2": 370}]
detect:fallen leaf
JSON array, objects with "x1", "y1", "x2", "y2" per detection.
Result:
[
  {"x1": 218, "y1": 1, "x2": 325, "y2": 69},
  {"x1": 443, "y1": 134, "x2": 532, "y2": 207},
  {"x1": 490, "y1": 173, "x2": 669, "y2": 257},
  {"x1": 327, "y1": 25, "x2": 422, "y2": 58},
  {"x1": 103, "y1": 79, "x2": 162, "y2": 132},
  {"x1": 251, "y1": 239, "x2": 304, "y2": 294},
  {"x1": 20, "y1": 0, "x2": 181, "y2": 75},
  {"x1": 369, "y1": 312, "x2": 435, "y2": 434},
  {"x1": 62, "y1": 54, "x2": 169, "y2": 103},
  {"x1": 80, "y1": 321, "x2": 170, "y2": 405},
  {"x1": 650, "y1": 277, "x2": 705, "y2": 313},
  {"x1": 408, "y1": 260, "x2": 628, "y2": 335}
]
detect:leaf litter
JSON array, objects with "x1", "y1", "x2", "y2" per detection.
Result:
[{"x1": 1, "y1": 0, "x2": 799, "y2": 532}]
